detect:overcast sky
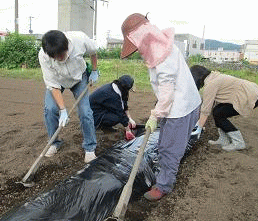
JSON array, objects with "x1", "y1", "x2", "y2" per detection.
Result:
[{"x1": 0, "y1": 0, "x2": 257, "y2": 47}]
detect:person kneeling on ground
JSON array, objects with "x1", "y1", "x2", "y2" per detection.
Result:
[
  {"x1": 39, "y1": 30, "x2": 99, "y2": 163},
  {"x1": 89, "y1": 75, "x2": 136, "y2": 141},
  {"x1": 190, "y1": 65, "x2": 258, "y2": 151}
]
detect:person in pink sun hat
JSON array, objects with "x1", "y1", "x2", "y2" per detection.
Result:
[{"x1": 120, "y1": 13, "x2": 202, "y2": 201}]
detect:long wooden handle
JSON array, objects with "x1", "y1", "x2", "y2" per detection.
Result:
[
  {"x1": 112, "y1": 127, "x2": 151, "y2": 219},
  {"x1": 22, "y1": 125, "x2": 62, "y2": 183},
  {"x1": 21, "y1": 85, "x2": 89, "y2": 183}
]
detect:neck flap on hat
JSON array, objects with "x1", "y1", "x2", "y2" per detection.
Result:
[{"x1": 128, "y1": 23, "x2": 174, "y2": 68}]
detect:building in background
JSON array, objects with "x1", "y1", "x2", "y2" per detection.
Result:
[
  {"x1": 174, "y1": 40, "x2": 186, "y2": 57},
  {"x1": 104, "y1": 33, "x2": 257, "y2": 65},
  {"x1": 203, "y1": 48, "x2": 242, "y2": 63},
  {"x1": 241, "y1": 40, "x2": 258, "y2": 64},
  {"x1": 106, "y1": 34, "x2": 202, "y2": 58},
  {"x1": 58, "y1": 0, "x2": 94, "y2": 39},
  {"x1": 174, "y1": 34, "x2": 205, "y2": 57},
  {"x1": 106, "y1": 37, "x2": 123, "y2": 50}
]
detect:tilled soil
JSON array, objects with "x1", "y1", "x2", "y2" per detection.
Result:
[{"x1": 0, "y1": 77, "x2": 258, "y2": 221}]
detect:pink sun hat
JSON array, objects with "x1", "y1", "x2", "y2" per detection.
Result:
[
  {"x1": 121, "y1": 13, "x2": 174, "y2": 68},
  {"x1": 121, "y1": 13, "x2": 149, "y2": 59}
]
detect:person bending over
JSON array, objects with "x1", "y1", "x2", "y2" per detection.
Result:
[
  {"x1": 190, "y1": 65, "x2": 258, "y2": 151},
  {"x1": 120, "y1": 13, "x2": 201, "y2": 201},
  {"x1": 89, "y1": 75, "x2": 136, "y2": 140},
  {"x1": 39, "y1": 30, "x2": 99, "y2": 163}
]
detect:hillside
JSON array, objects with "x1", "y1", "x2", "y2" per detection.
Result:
[{"x1": 205, "y1": 39, "x2": 241, "y2": 51}]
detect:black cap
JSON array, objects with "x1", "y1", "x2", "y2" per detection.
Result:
[{"x1": 118, "y1": 75, "x2": 134, "y2": 90}]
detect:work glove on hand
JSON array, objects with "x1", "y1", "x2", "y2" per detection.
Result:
[
  {"x1": 128, "y1": 118, "x2": 136, "y2": 129},
  {"x1": 89, "y1": 70, "x2": 99, "y2": 85},
  {"x1": 191, "y1": 123, "x2": 203, "y2": 139},
  {"x1": 59, "y1": 109, "x2": 69, "y2": 127},
  {"x1": 145, "y1": 111, "x2": 157, "y2": 133},
  {"x1": 125, "y1": 130, "x2": 135, "y2": 141}
]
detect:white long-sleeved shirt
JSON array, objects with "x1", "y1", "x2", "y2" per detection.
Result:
[
  {"x1": 149, "y1": 44, "x2": 201, "y2": 118},
  {"x1": 38, "y1": 31, "x2": 97, "y2": 89}
]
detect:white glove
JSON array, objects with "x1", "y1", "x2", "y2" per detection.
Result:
[
  {"x1": 89, "y1": 70, "x2": 99, "y2": 84},
  {"x1": 129, "y1": 118, "x2": 136, "y2": 129},
  {"x1": 191, "y1": 123, "x2": 203, "y2": 139},
  {"x1": 59, "y1": 109, "x2": 69, "y2": 127}
]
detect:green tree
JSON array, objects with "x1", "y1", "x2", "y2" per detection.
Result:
[
  {"x1": 95, "y1": 47, "x2": 142, "y2": 60},
  {"x1": 0, "y1": 33, "x2": 40, "y2": 69},
  {"x1": 188, "y1": 54, "x2": 204, "y2": 66}
]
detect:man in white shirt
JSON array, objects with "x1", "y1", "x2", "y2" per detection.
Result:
[{"x1": 38, "y1": 30, "x2": 99, "y2": 163}]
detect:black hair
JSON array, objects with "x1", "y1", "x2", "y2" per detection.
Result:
[
  {"x1": 42, "y1": 30, "x2": 68, "y2": 58},
  {"x1": 190, "y1": 65, "x2": 211, "y2": 90},
  {"x1": 113, "y1": 75, "x2": 134, "y2": 104}
]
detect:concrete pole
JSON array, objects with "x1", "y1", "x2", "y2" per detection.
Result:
[
  {"x1": 15, "y1": 0, "x2": 19, "y2": 33},
  {"x1": 29, "y1": 16, "x2": 34, "y2": 34},
  {"x1": 202, "y1": 25, "x2": 205, "y2": 50},
  {"x1": 94, "y1": 0, "x2": 97, "y2": 41}
]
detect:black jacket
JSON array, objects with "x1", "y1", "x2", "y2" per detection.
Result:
[{"x1": 89, "y1": 83, "x2": 129, "y2": 127}]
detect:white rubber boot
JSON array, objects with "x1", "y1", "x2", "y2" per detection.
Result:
[
  {"x1": 208, "y1": 128, "x2": 231, "y2": 146},
  {"x1": 222, "y1": 130, "x2": 246, "y2": 151}
]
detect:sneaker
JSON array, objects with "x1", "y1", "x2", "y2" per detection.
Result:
[
  {"x1": 45, "y1": 144, "x2": 58, "y2": 157},
  {"x1": 84, "y1": 151, "x2": 97, "y2": 163},
  {"x1": 144, "y1": 186, "x2": 166, "y2": 201}
]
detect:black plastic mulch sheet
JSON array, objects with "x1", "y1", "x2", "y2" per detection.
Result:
[
  {"x1": 1, "y1": 130, "x2": 160, "y2": 221},
  {"x1": 1, "y1": 129, "x2": 198, "y2": 221}
]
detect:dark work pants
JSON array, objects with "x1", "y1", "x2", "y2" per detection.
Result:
[
  {"x1": 212, "y1": 100, "x2": 258, "y2": 133},
  {"x1": 156, "y1": 106, "x2": 200, "y2": 193},
  {"x1": 96, "y1": 113, "x2": 121, "y2": 129}
]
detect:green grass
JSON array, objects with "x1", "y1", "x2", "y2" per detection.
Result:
[
  {"x1": 96, "y1": 59, "x2": 151, "y2": 90},
  {"x1": 0, "y1": 68, "x2": 42, "y2": 81},
  {"x1": 0, "y1": 59, "x2": 152, "y2": 91},
  {"x1": 222, "y1": 69, "x2": 258, "y2": 84},
  {"x1": 0, "y1": 59, "x2": 257, "y2": 90}
]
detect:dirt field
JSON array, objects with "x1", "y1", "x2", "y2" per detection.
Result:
[{"x1": 0, "y1": 77, "x2": 258, "y2": 221}]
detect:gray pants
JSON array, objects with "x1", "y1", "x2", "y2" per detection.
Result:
[{"x1": 156, "y1": 106, "x2": 200, "y2": 193}]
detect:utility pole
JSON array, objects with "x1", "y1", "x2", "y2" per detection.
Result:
[
  {"x1": 93, "y1": 0, "x2": 109, "y2": 41},
  {"x1": 29, "y1": 16, "x2": 34, "y2": 34},
  {"x1": 202, "y1": 25, "x2": 205, "y2": 50},
  {"x1": 202, "y1": 25, "x2": 205, "y2": 39},
  {"x1": 15, "y1": 0, "x2": 19, "y2": 33},
  {"x1": 94, "y1": 0, "x2": 97, "y2": 41}
]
